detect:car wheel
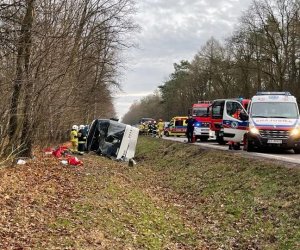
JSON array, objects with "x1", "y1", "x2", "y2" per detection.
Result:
[{"x1": 293, "y1": 147, "x2": 300, "y2": 154}]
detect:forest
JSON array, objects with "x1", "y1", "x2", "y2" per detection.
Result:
[
  {"x1": 0, "y1": 0, "x2": 136, "y2": 158},
  {"x1": 123, "y1": 0, "x2": 300, "y2": 125}
]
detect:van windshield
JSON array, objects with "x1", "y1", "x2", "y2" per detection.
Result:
[{"x1": 251, "y1": 102, "x2": 299, "y2": 119}]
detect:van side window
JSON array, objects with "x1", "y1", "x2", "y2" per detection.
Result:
[
  {"x1": 226, "y1": 101, "x2": 243, "y2": 118},
  {"x1": 175, "y1": 120, "x2": 183, "y2": 126},
  {"x1": 212, "y1": 105, "x2": 223, "y2": 118}
]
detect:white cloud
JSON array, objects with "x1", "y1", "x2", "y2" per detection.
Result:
[{"x1": 114, "y1": 91, "x2": 153, "y2": 97}]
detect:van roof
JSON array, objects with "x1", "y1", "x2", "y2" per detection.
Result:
[
  {"x1": 252, "y1": 93, "x2": 296, "y2": 103},
  {"x1": 192, "y1": 103, "x2": 211, "y2": 108},
  {"x1": 256, "y1": 91, "x2": 291, "y2": 96},
  {"x1": 172, "y1": 116, "x2": 188, "y2": 119}
]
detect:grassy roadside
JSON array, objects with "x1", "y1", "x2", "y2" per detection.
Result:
[
  {"x1": 0, "y1": 137, "x2": 299, "y2": 249},
  {"x1": 133, "y1": 137, "x2": 300, "y2": 249}
]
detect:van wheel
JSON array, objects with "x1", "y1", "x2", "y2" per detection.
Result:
[
  {"x1": 244, "y1": 138, "x2": 254, "y2": 152},
  {"x1": 293, "y1": 147, "x2": 300, "y2": 154},
  {"x1": 164, "y1": 131, "x2": 169, "y2": 137}
]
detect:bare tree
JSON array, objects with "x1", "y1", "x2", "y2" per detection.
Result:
[{"x1": 0, "y1": 0, "x2": 137, "y2": 157}]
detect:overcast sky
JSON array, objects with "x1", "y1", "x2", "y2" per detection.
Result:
[{"x1": 113, "y1": 0, "x2": 253, "y2": 120}]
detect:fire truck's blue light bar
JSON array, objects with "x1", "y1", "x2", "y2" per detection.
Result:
[{"x1": 256, "y1": 92, "x2": 291, "y2": 96}]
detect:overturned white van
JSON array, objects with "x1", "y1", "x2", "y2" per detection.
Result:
[{"x1": 86, "y1": 119, "x2": 139, "y2": 161}]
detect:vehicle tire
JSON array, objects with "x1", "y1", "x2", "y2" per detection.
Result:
[
  {"x1": 293, "y1": 147, "x2": 300, "y2": 154},
  {"x1": 233, "y1": 143, "x2": 241, "y2": 150},
  {"x1": 216, "y1": 135, "x2": 226, "y2": 145},
  {"x1": 200, "y1": 137, "x2": 209, "y2": 142},
  {"x1": 244, "y1": 138, "x2": 254, "y2": 152},
  {"x1": 165, "y1": 131, "x2": 169, "y2": 137}
]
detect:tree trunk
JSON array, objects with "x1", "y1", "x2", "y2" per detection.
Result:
[{"x1": 7, "y1": 0, "x2": 35, "y2": 157}]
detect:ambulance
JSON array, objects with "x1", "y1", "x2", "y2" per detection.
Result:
[
  {"x1": 210, "y1": 98, "x2": 250, "y2": 144},
  {"x1": 164, "y1": 116, "x2": 188, "y2": 137},
  {"x1": 222, "y1": 92, "x2": 300, "y2": 153}
]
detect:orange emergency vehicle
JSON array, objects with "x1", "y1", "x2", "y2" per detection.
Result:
[{"x1": 164, "y1": 116, "x2": 188, "y2": 137}]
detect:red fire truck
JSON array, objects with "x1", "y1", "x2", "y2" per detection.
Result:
[
  {"x1": 191, "y1": 101, "x2": 211, "y2": 141},
  {"x1": 210, "y1": 98, "x2": 250, "y2": 144}
]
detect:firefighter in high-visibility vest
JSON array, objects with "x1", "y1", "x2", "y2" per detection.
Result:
[
  {"x1": 157, "y1": 119, "x2": 164, "y2": 138},
  {"x1": 70, "y1": 125, "x2": 78, "y2": 152},
  {"x1": 151, "y1": 121, "x2": 157, "y2": 137},
  {"x1": 144, "y1": 122, "x2": 149, "y2": 136},
  {"x1": 77, "y1": 125, "x2": 87, "y2": 152},
  {"x1": 148, "y1": 121, "x2": 153, "y2": 135}
]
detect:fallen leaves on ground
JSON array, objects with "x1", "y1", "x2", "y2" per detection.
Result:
[{"x1": 1, "y1": 137, "x2": 299, "y2": 249}]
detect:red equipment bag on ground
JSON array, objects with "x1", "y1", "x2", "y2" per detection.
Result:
[
  {"x1": 52, "y1": 146, "x2": 69, "y2": 158},
  {"x1": 67, "y1": 156, "x2": 83, "y2": 166},
  {"x1": 52, "y1": 148, "x2": 63, "y2": 158}
]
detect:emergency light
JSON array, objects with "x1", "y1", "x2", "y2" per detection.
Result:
[{"x1": 256, "y1": 92, "x2": 291, "y2": 96}]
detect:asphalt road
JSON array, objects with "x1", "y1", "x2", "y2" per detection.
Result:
[{"x1": 163, "y1": 136, "x2": 300, "y2": 166}]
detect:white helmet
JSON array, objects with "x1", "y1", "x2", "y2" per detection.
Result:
[
  {"x1": 72, "y1": 125, "x2": 78, "y2": 130},
  {"x1": 79, "y1": 125, "x2": 85, "y2": 129}
]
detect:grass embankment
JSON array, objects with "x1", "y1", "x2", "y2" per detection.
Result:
[
  {"x1": 134, "y1": 138, "x2": 300, "y2": 249},
  {"x1": 0, "y1": 137, "x2": 299, "y2": 249}
]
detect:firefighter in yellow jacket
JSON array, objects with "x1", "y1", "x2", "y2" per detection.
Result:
[
  {"x1": 70, "y1": 125, "x2": 78, "y2": 152},
  {"x1": 157, "y1": 119, "x2": 164, "y2": 138}
]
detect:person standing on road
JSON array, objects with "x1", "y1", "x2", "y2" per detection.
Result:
[
  {"x1": 144, "y1": 122, "x2": 149, "y2": 136},
  {"x1": 148, "y1": 121, "x2": 153, "y2": 136},
  {"x1": 157, "y1": 119, "x2": 164, "y2": 138},
  {"x1": 152, "y1": 121, "x2": 157, "y2": 137},
  {"x1": 185, "y1": 115, "x2": 196, "y2": 143}
]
